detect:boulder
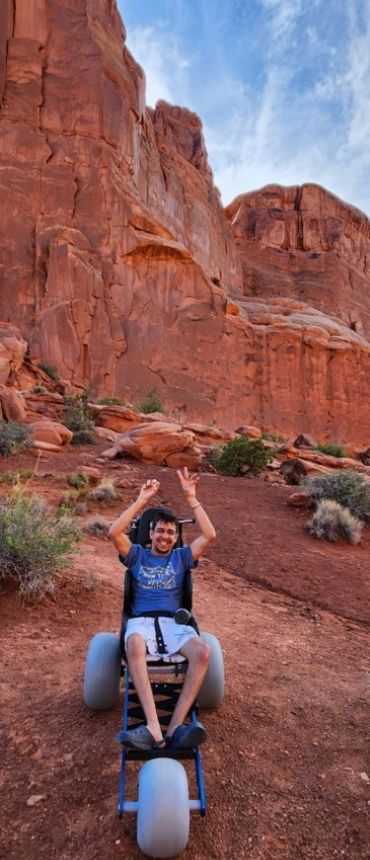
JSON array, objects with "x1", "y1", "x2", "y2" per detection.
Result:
[
  {"x1": 288, "y1": 491, "x2": 314, "y2": 508},
  {"x1": 29, "y1": 419, "x2": 73, "y2": 447},
  {"x1": 93, "y1": 405, "x2": 141, "y2": 433},
  {"x1": 294, "y1": 434, "x2": 318, "y2": 449},
  {"x1": 280, "y1": 459, "x2": 308, "y2": 485},
  {"x1": 0, "y1": 384, "x2": 27, "y2": 421},
  {"x1": 234, "y1": 426, "x2": 262, "y2": 438},
  {"x1": 165, "y1": 446, "x2": 203, "y2": 470},
  {"x1": 102, "y1": 421, "x2": 197, "y2": 466},
  {"x1": 0, "y1": 323, "x2": 27, "y2": 384}
]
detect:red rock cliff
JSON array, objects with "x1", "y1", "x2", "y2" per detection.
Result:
[
  {"x1": 0, "y1": 1, "x2": 369, "y2": 444},
  {"x1": 226, "y1": 184, "x2": 370, "y2": 340}
]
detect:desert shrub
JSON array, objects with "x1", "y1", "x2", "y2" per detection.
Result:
[
  {"x1": 96, "y1": 396, "x2": 125, "y2": 406},
  {"x1": 59, "y1": 489, "x2": 81, "y2": 510},
  {"x1": 67, "y1": 472, "x2": 90, "y2": 490},
  {"x1": 83, "y1": 515, "x2": 110, "y2": 537},
  {"x1": 74, "y1": 502, "x2": 89, "y2": 516},
  {"x1": 32, "y1": 384, "x2": 46, "y2": 394},
  {"x1": 315, "y1": 443, "x2": 346, "y2": 458},
  {"x1": 304, "y1": 470, "x2": 370, "y2": 521},
  {"x1": 0, "y1": 422, "x2": 32, "y2": 458},
  {"x1": 0, "y1": 469, "x2": 34, "y2": 484},
  {"x1": 38, "y1": 362, "x2": 59, "y2": 382},
  {"x1": 63, "y1": 391, "x2": 95, "y2": 445},
  {"x1": 87, "y1": 478, "x2": 117, "y2": 503},
  {"x1": 262, "y1": 431, "x2": 288, "y2": 444},
  {"x1": 0, "y1": 491, "x2": 81, "y2": 599},
  {"x1": 305, "y1": 499, "x2": 363, "y2": 545},
  {"x1": 137, "y1": 388, "x2": 166, "y2": 415},
  {"x1": 212, "y1": 436, "x2": 272, "y2": 477}
]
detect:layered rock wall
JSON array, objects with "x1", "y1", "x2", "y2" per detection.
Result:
[
  {"x1": 0, "y1": 1, "x2": 369, "y2": 443},
  {"x1": 226, "y1": 184, "x2": 370, "y2": 340}
]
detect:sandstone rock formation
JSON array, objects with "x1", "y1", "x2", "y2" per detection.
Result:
[
  {"x1": 226, "y1": 184, "x2": 370, "y2": 340},
  {"x1": 102, "y1": 421, "x2": 203, "y2": 469},
  {"x1": 0, "y1": 1, "x2": 369, "y2": 445}
]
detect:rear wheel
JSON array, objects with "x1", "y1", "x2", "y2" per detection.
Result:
[
  {"x1": 197, "y1": 632, "x2": 225, "y2": 709},
  {"x1": 83, "y1": 632, "x2": 121, "y2": 710},
  {"x1": 137, "y1": 759, "x2": 190, "y2": 858}
]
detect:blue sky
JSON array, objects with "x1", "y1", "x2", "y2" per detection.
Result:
[{"x1": 118, "y1": 1, "x2": 370, "y2": 217}]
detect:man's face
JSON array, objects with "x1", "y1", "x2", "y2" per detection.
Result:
[{"x1": 150, "y1": 520, "x2": 178, "y2": 555}]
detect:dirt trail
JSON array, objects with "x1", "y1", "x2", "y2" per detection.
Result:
[{"x1": 0, "y1": 452, "x2": 369, "y2": 859}]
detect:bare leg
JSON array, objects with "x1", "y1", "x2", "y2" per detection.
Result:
[
  {"x1": 126, "y1": 633, "x2": 163, "y2": 742},
  {"x1": 167, "y1": 637, "x2": 210, "y2": 736}
]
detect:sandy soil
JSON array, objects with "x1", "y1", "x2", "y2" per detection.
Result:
[{"x1": 0, "y1": 446, "x2": 369, "y2": 859}]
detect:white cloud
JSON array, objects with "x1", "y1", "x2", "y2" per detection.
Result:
[
  {"x1": 122, "y1": 6, "x2": 370, "y2": 216},
  {"x1": 126, "y1": 25, "x2": 190, "y2": 108}
]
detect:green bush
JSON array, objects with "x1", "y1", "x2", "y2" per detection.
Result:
[
  {"x1": 212, "y1": 436, "x2": 272, "y2": 477},
  {"x1": 96, "y1": 396, "x2": 125, "y2": 406},
  {"x1": 38, "y1": 362, "x2": 59, "y2": 382},
  {"x1": 0, "y1": 491, "x2": 81, "y2": 599},
  {"x1": 32, "y1": 384, "x2": 46, "y2": 394},
  {"x1": 315, "y1": 443, "x2": 346, "y2": 458},
  {"x1": 304, "y1": 470, "x2": 370, "y2": 521},
  {"x1": 63, "y1": 391, "x2": 95, "y2": 445},
  {"x1": 0, "y1": 422, "x2": 32, "y2": 458},
  {"x1": 137, "y1": 389, "x2": 166, "y2": 415}
]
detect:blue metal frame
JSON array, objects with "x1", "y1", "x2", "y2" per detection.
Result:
[{"x1": 117, "y1": 662, "x2": 207, "y2": 818}]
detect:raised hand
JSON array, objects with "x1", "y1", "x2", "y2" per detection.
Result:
[
  {"x1": 176, "y1": 466, "x2": 199, "y2": 501},
  {"x1": 138, "y1": 478, "x2": 160, "y2": 504}
]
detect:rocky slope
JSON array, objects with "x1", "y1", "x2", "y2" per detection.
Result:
[{"x1": 0, "y1": 0, "x2": 370, "y2": 443}]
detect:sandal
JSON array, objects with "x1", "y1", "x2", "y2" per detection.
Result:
[
  {"x1": 117, "y1": 725, "x2": 164, "y2": 751},
  {"x1": 166, "y1": 721, "x2": 207, "y2": 750}
]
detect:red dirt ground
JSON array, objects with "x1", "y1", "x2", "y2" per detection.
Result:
[{"x1": 0, "y1": 445, "x2": 369, "y2": 859}]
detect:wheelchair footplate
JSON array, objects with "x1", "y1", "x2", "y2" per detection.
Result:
[{"x1": 117, "y1": 661, "x2": 207, "y2": 857}]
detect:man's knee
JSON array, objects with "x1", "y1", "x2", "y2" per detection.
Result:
[
  {"x1": 189, "y1": 638, "x2": 211, "y2": 667},
  {"x1": 126, "y1": 632, "x2": 147, "y2": 660}
]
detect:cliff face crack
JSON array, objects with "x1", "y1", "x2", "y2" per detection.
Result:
[
  {"x1": 71, "y1": 176, "x2": 79, "y2": 220},
  {"x1": 294, "y1": 186, "x2": 304, "y2": 251}
]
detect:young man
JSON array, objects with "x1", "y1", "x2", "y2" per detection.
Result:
[{"x1": 109, "y1": 467, "x2": 216, "y2": 751}]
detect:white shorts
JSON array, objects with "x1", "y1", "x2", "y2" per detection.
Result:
[{"x1": 124, "y1": 616, "x2": 197, "y2": 662}]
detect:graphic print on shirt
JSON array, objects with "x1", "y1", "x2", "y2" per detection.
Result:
[{"x1": 139, "y1": 560, "x2": 177, "y2": 590}]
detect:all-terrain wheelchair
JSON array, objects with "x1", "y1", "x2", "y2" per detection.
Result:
[{"x1": 83, "y1": 507, "x2": 224, "y2": 857}]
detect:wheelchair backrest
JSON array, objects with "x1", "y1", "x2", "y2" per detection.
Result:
[{"x1": 123, "y1": 507, "x2": 194, "y2": 619}]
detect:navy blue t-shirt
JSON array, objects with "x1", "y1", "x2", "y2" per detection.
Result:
[{"x1": 120, "y1": 544, "x2": 197, "y2": 614}]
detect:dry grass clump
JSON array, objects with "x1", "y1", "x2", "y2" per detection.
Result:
[
  {"x1": 305, "y1": 499, "x2": 363, "y2": 545},
  {"x1": 87, "y1": 478, "x2": 117, "y2": 503},
  {"x1": 82, "y1": 516, "x2": 110, "y2": 537}
]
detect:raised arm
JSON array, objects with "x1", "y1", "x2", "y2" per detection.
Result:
[
  {"x1": 177, "y1": 467, "x2": 216, "y2": 561},
  {"x1": 108, "y1": 478, "x2": 160, "y2": 556}
]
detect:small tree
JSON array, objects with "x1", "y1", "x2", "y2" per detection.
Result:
[
  {"x1": 0, "y1": 491, "x2": 81, "y2": 599},
  {"x1": 63, "y1": 391, "x2": 95, "y2": 444},
  {"x1": 212, "y1": 436, "x2": 272, "y2": 477}
]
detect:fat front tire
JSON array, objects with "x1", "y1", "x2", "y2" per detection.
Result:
[
  {"x1": 197, "y1": 631, "x2": 225, "y2": 709},
  {"x1": 83, "y1": 632, "x2": 121, "y2": 710},
  {"x1": 137, "y1": 759, "x2": 190, "y2": 858}
]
